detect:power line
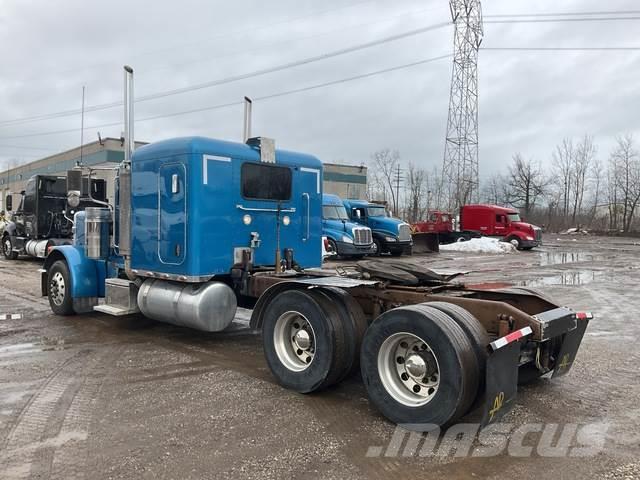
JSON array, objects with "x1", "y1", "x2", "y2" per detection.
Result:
[
  {"x1": 485, "y1": 10, "x2": 640, "y2": 18},
  {"x1": 0, "y1": 21, "x2": 450, "y2": 129},
  {"x1": 483, "y1": 46, "x2": 640, "y2": 51},
  {"x1": 19, "y1": 0, "x2": 380, "y2": 81},
  {"x1": 0, "y1": 144, "x2": 54, "y2": 151},
  {"x1": 0, "y1": 53, "x2": 452, "y2": 141},
  {"x1": 485, "y1": 16, "x2": 640, "y2": 24}
]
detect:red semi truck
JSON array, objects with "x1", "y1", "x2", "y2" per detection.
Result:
[{"x1": 413, "y1": 204, "x2": 542, "y2": 250}]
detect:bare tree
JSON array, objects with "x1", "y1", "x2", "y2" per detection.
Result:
[
  {"x1": 405, "y1": 162, "x2": 426, "y2": 223},
  {"x1": 506, "y1": 153, "x2": 547, "y2": 217},
  {"x1": 481, "y1": 173, "x2": 509, "y2": 205},
  {"x1": 370, "y1": 149, "x2": 401, "y2": 215},
  {"x1": 570, "y1": 135, "x2": 596, "y2": 224},
  {"x1": 552, "y1": 138, "x2": 575, "y2": 222},
  {"x1": 610, "y1": 135, "x2": 640, "y2": 232}
]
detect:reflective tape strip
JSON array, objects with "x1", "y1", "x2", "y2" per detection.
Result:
[
  {"x1": 576, "y1": 311, "x2": 593, "y2": 320},
  {"x1": 490, "y1": 326, "x2": 533, "y2": 351}
]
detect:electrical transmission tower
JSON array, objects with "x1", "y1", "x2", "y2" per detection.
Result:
[{"x1": 441, "y1": 0, "x2": 483, "y2": 210}]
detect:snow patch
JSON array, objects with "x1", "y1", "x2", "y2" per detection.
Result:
[{"x1": 439, "y1": 237, "x2": 517, "y2": 254}]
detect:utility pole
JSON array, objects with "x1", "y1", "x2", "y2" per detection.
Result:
[
  {"x1": 441, "y1": 0, "x2": 483, "y2": 211},
  {"x1": 395, "y1": 164, "x2": 402, "y2": 217}
]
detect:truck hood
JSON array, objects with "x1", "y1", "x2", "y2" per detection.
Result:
[
  {"x1": 367, "y1": 216, "x2": 404, "y2": 235},
  {"x1": 511, "y1": 221, "x2": 539, "y2": 231},
  {"x1": 323, "y1": 218, "x2": 365, "y2": 234}
]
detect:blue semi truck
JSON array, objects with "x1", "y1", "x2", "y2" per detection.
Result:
[
  {"x1": 322, "y1": 194, "x2": 374, "y2": 258},
  {"x1": 39, "y1": 66, "x2": 593, "y2": 429},
  {"x1": 342, "y1": 198, "x2": 413, "y2": 256}
]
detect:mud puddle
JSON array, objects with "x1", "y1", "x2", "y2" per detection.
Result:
[
  {"x1": 517, "y1": 270, "x2": 598, "y2": 286},
  {"x1": 538, "y1": 251, "x2": 604, "y2": 266}
]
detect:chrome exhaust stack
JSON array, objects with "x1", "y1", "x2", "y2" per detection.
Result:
[
  {"x1": 243, "y1": 96, "x2": 252, "y2": 143},
  {"x1": 120, "y1": 65, "x2": 134, "y2": 276}
]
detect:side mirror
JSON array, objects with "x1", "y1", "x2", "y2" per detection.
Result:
[{"x1": 5, "y1": 194, "x2": 12, "y2": 212}]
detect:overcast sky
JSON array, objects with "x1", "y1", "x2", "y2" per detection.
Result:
[{"x1": 0, "y1": 0, "x2": 639, "y2": 181}]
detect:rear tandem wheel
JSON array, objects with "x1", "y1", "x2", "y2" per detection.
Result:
[{"x1": 360, "y1": 304, "x2": 480, "y2": 428}]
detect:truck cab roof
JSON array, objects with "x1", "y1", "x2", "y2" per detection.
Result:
[
  {"x1": 462, "y1": 204, "x2": 519, "y2": 215},
  {"x1": 133, "y1": 136, "x2": 322, "y2": 171}
]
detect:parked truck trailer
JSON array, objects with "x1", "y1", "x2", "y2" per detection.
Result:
[{"x1": 40, "y1": 67, "x2": 591, "y2": 429}]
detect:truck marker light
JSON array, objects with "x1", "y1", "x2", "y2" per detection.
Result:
[
  {"x1": 490, "y1": 326, "x2": 533, "y2": 351},
  {"x1": 576, "y1": 312, "x2": 593, "y2": 320},
  {"x1": 282, "y1": 215, "x2": 291, "y2": 226},
  {"x1": 243, "y1": 214, "x2": 252, "y2": 225}
]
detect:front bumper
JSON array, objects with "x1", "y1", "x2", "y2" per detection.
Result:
[
  {"x1": 335, "y1": 241, "x2": 375, "y2": 256},
  {"x1": 519, "y1": 239, "x2": 540, "y2": 249}
]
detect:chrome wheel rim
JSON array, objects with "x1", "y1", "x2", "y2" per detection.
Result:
[
  {"x1": 510, "y1": 239, "x2": 519, "y2": 247},
  {"x1": 377, "y1": 332, "x2": 440, "y2": 407},
  {"x1": 273, "y1": 311, "x2": 316, "y2": 372},
  {"x1": 4, "y1": 238, "x2": 11, "y2": 255},
  {"x1": 50, "y1": 272, "x2": 66, "y2": 306}
]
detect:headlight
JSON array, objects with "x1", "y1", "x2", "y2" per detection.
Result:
[
  {"x1": 525, "y1": 235, "x2": 534, "y2": 241},
  {"x1": 282, "y1": 215, "x2": 290, "y2": 226},
  {"x1": 384, "y1": 236, "x2": 397, "y2": 242},
  {"x1": 341, "y1": 235, "x2": 353, "y2": 244}
]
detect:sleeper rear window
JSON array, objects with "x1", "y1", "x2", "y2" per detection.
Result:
[{"x1": 241, "y1": 163, "x2": 292, "y2": 201}]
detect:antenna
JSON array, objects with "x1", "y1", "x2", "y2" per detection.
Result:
[{"x1": 79, "y1": 86, "x2": 86, "y2": 165}]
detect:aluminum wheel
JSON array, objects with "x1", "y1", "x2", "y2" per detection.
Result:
[
  {"x1": 50, "y1": 271, "x2": 66, "y2": 306},
  {"x1": 4, "y1": 238, "x2": 11, "y2": 254},
  {"x1": 377, "y1": 332, "x2": 440, "y2": 407},
  {"x1": 509, "y1": 238, "x2": 520, "y2": 248},
  {"x1": 273, "y1": 311, "x2": 316, "y2": 372}
]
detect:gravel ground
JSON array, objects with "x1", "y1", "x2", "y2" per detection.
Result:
[{"x1": 0, "y1": 234, "x2": 639, "y2": 479}]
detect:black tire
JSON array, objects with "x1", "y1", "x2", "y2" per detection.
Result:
[
  {"x1": 3, "y1": 235, "x2": 18, "y2": 260},
  {"x1": 418, "y1": 302, "x2": 489, "y2": 396},
  {"x1": 313, "y1": 287, "x2": 369, "y2": 379},
  {"x1": 361, "y1": 305, "x2": 479, "y2": 428},
  {"x1": 327, "y1": 238, "x2": 338, "y2": 256},
  {"x1": 262, "y1": 290, "x2": 349, "y2": 393},
  {"x1": 506, "y1": 236, "x2": 522, "y2": 249},
  {"x1": 47, "y1": 260, "x2": 75, "y2": 315},
  {"x1": 372, "y1": 238, "x2": 383, "y2": 256},
  {"x1": 389, "y1": 249, "x2": 403, "y2": 257}
]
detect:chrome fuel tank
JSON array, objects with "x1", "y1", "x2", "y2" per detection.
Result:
[{"x1": 137, "y1": 279, "x2": 237, "y2": 332}]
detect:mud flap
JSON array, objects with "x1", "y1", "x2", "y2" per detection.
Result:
[
  {"x1": 552, "y1": 317, "x2": 590, "y2": 378},
  {"x1": 480, "y1": 341, "x2": 520, "y2": 427},
  {"x1": 411, "y1": 232, "x2": 440, "y2": 253}
]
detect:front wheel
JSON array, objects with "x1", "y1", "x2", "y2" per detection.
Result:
[
  {"x1": 372, "y1": 239, "x2": 383, "y2": 256},
  {"x1": 48, "y1": 260, "x2": 74, "y2": 315},
  {"x1": 507, "y1": 236, "x2": 522, "y2": 249},
  {"x1": 3, "y1": 235, "x2": 18, "y2": 260}
]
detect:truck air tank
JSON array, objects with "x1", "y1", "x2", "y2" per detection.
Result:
[
  {"x1": 137, "y1": 279, "x2": 237, "y2": 332},
  {"x1": 85, "y1": 207, "x2": 111, "y2": 259}
]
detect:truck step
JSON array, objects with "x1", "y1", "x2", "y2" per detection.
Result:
[
  {"x1": 94, "y1": 304, "x2": 139, "y2": 316},
  {"x1": 94, "y1": 278, "x2": 140, "y2": 316}
]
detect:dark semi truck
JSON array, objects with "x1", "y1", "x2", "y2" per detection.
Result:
[{"x1": 2, "y1": 174, "x2": 106, "y2": 260}]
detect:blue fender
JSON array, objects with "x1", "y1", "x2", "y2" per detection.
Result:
[{"x1": 44, "y1": 245, "x2": 107, "y2": 298}]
